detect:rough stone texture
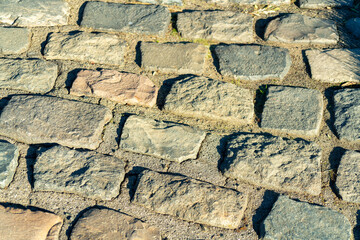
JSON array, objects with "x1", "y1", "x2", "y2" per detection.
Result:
[
  {"x1": 299, "y1": 0, "x2": 353, "y2": 8},
  {"x1": 140, "y1": 42, "x2": 207, "y2": 75},
  {"x1": 163, "y1": 76, "x2": 254, "y2": 123},
  {"x1": 0, "y1": 0, "x2": 69, "y2": 26},
  {"x1": 0, "y1": 27, "x2": 30, "y2": 54},
  {"x1": 0, "y1": 58, "x2": 57, "y2": 93},
  {"x1": 261, "y1": 195, "x2": 352, "y2": 239},
  {"x1": 43, "y1": 32, "x2": 126, "y2": 66},
  {"x1": 214, "y1": 45, "x2": 291, "y2": 80},
  {"x1": 133, "y1": 170, "x2": 248, "y2": 229},
  {"x1": 0, "y1": 141, "x2": 19, "y2": 188},
  {"x1": 71, "y1": 208, "x2": 161, "y2": 239},
  {"x1": 333, "y1": 88, "x2": 360, "y2": 142},
  {"x1": 261, "y1": 86, "x2": 323, "y2": 136},
  {"x1": 177, "y1": 11, "x2": 254, "y2": 43},
  {"x1": 336, "y1": 150, "x2": 360, "y2": 204},
  {"x1": 0, "y1": 95, "x2": 112, "y2": 150},
  {"x1": 80, "y1": 2, "x2": 171, "y2": 35},
  {"x1": 305, "y1": 48, "x2": 360, "y2": 83},
  {"x1": 34, "y1": 146, "x2": 125, "y2": 200},
  {"x1": 0, "y1": 203, "x2": 63, "y2": 240},
  {"x1": 222, "y1": 133, "x2": 322, "y2": 195},
  {"x1": 346, "y1": 18, "x2": 360, "y2": 38},
  {"x1": 264, "y1": 14, "x2": 339, "y2": 44},
  {"x1": 120, "y1": 116, "x2": 206, "y2": 162},
  {"x1": 206, "y1": 0, "x2": 291, "y2": 5},
  {"x1": 137, "y1": 0, "x2": 183, "y2": 5},
  {"x1": 70, "y1": 69, "x2": 158, "y2": 107}
]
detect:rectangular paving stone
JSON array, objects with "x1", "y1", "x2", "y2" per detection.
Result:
[
  {"x1": 214, "y1": 45, "x2": 291, "y2": 80},
  {"x1": 163, "y1": 76, "x2": 254, "y2": 123},
  {"x1": 0, "y1": 203, "x2": 63, "y2": 240},
  {"x1": 222, "y1": 133, "x2": 322, "y2": 195},
  {"x1": 305, "y1": 48, "x2": 360, "y2": 83},
  {"x1": 0, "y1": 0, "x2": 69, "y2": 26},
  {"x1": 262, "y1": 196, "x2": 351, "y2": 239},
  {"x1": 264, "y1": 14, "x2": 339, "y2": 44},
  {"x1": 133, "y1": 170, "x2": 248, "y2": 229},
  {"x1": 34, "y1": 145, "x2": 126, "y2": 200},
  {"x1": 43, "y1": 32, "x2": 126, "y2": 66},
  {"x1": 299, "y1": 0, "x2": 353, "y2": 8},
  {"x1": 177, "y1": 11, "x2": 254, "y2": 43},
  {"x1": 0, "y1": 27, "x2": 30, "y2": 54},
  {"x1": 70, "y1": 69, "x2": 158, "y2": 108},
  {"x1": 80, "y1": 2, "x2": 170, "y2": 35},
  {"x1": 0, "y1": 140, "x2": 19, "y2": 188},
  {"x1": 333, "y1": 88, "x2": 360, "y2": 142},
  {"x1": 119, "y1": 116, "x2": 206, "y2": 163},
  {"x1": 0, "y1": 95, "x2": 112, "y2": 150},
  {"x1": 206, "y1": 0, "x2": 291, "y2": 4},
  {"x1": 261, "y1": 86, "x2": 323, "y2": 137},
  {"x1": 0, "y1": 58, "x2": 57, "y2": 93},
  {"x1": 140, "y1": 42, "x2": 207, "y2": 75}
]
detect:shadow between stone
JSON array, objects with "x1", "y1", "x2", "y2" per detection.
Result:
[{"x1": 328, "y1": 147, "x2": 347, "y2": 199}]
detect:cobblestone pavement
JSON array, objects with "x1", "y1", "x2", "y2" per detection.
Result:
[{"x1": 1, "y1": 0, "x2": 360, "y2": 239}]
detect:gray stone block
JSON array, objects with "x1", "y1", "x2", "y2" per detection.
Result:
[
  {"x1": 0, "y1": 140, "x2": 19, "y2": 188},
  {"x1": 261, "y1": 86, "x2": 323, "y2": 136},
  {"x1": 299, "y1": 0, "x2": 353, "y2": 8},
  {"x1": 0, "y1": 27, "x2": 30, "y2": 54},
  {"x1": 206, "y1": 0, "x2": 291, "y2": 5},
  {"x1": 80, "y1": 2, "x2": 170, "y2": 35},
  {"x1": 137, "y1": 0, "x2": 183, "y2": 5},
  {"x1": 346, "y1": 18, "x2": 360, "y2": 39},
  {"x1": 0, "y1": 95, "x2": 112, "y2": 150}
]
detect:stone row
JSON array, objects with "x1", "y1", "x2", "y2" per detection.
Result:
[{"x1": 208, "y1": 0, "x2": 353, "y2": 8}]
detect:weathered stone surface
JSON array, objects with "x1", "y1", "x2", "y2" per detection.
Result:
[
  {"x1": 0, "y1": 95, "x2": 112, "y2": 150},
  {"x1": 0, "y1": 27, "x2": 30, "y2": 54},
  {"x1": 34, "y1": 146, "x2": 125, "y2": 200},
  {"x1": 0, "y1": 58, "x2": 57, "y2": 93},
  {"x1": 305, "y1": 48, "x2": 360, "y2": 83},
  {"x1": 214, "y1": 45, "x2": 291, "y2": 80},
  {"x1": 0, "y1": 0, "x2": 69, "y2": 26},
  {"x1": 133, "y1": 170, "x2": 248, "y2": 229},
  {"x1": 222, "y1": 133, "x2": 322, "y2": 195},
  {"x1": 137, "y1": 0, "x2": 183, "y2": 5},
  {"x1": 261, "y1": 86, "x2": 323, "y2": 136},
  {"x1": 299, "y1": 0, "x2": 353, "y2": 8},
  {"x1": 43, "y1": 32, "x2": 126, "y2": 66},
  {"x1": 262, "y1": 196, "x2": 352, "y2": 239},
  {"x1": 0, "y1": 140, "x2": 19, "y2": 188},
  {"x1": 71, "y1": 208, "x2": 161, "y2": 239},
  {"x1": 70, "y1": 69, "x2": 158, "y2": 107},
  {"x1": 163, "y1": 76, "x2": 254, "y2": 123},
  {"x1": 264, "y1": 14, "x2": 339, "y2": 44},
  {"x1": 120, "y1": 116, "x2": 206, "y2": 162},
  {"x1": 80, "y1": 2, "x2": 170, "y2": 35},
  {"x1": 0, "y1": 203, "x2": 63, "y2": 240},
  {"x1": 177, "y1": 11, "x2": 254, "y2": 43},
  {"x1": 336, "y1": 150, "x2": 360, "y2": 204},
  {"x1": 333, "y1": 88, "x2": 360, "y2": 142},
  {"x1": 346, "y1": 18, "x2": 360, "y2": 38},
  {"x1": 206, "y1": 0, "x2": 291, "y2": 5},
  {"x1": 140, "y1": 42, "x2": 207, "y2": 74}
]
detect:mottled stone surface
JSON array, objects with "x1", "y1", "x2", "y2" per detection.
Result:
[
  {"x1": 137, "y1": 0, "x2": 183, "y2": 5},
  {"x1": 0, "y1": 58, "x2": 57, "y2": 93},
  {"x1": 333, "y1": 88, "x2": 360, "y2": 142},
  {"x1": 163, "y1": 76, "x2": 254, "y2": 123},
  {"x1": 133, "y1": 170, "x2": 248, "y2": 229},
  {"x1": 336, "y1": 150, "x2": 360, "y2": 204},
  {"x1": 120, "y1": 116, "x2": 206, "y2": 162},
  {"x1": 70, "y1": 70, "x2": 158, "y2": 107},
  {"x1": 0, "y1": 27, "x2": 30, "y2": 54},
  {"x1": 222, "y1": 133, "x2": 322, "y2": 195},
  {"x1": 214, "y1": 45, "x2": 291, "y2": 80},
  {"x1": 71, "y1": 208, "x2": 161, "y2": 239},
  {"x1": 346, "y1": 18, "x2": 360, "y2": 38},
  {"x1": 264, "y1": 14, "x2": 339, "y2": 44},
  {"x1": 305, "y1": 48, "x2": 360, "y2": 83},
  {"x1": 0, "y1": 95, "x2": 112, "y2": 150},
  {"x1": 0, "y1": 141, "x2": 19, "y2": 188},
  {"x1": 140, "y1": 42, "x2": 207, "y2": 74},
  {"x1": 0, "y1": 203, "x2": 63, "y2": 240},
  {"x1": 43, "y1": 32, "x2": 126, "y2": 66},
  {"x1": 261, "y1": 86, "x2": 323, "y2": 136},
  {"x1": 206, "y1": 0, "x2": 291, "y2": 5},
  {"x1": 0, "y1": 0, "x2": 69, "y2": 26},
  {"x1": 299, "y1": 0, "x2": 353, "y2": 8},
  {"x1": 262, "y1": 196, "x2": 351, "y2": 239},
  {"x1": 34, "y1": 146, "x2": 125, "y2": 200},
  {"x1": 80, "y1": 2, "x2": 170, "y2": 35},
  {"x1": 177, "y1": 11, "x2": 254, "y2": 43}
]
